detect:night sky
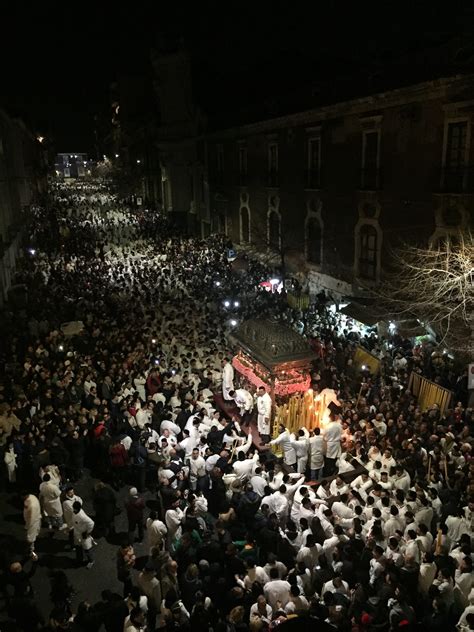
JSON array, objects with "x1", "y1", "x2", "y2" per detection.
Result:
[{"x1": 2, "y1": 2, "x2": 474, "y2": 153}]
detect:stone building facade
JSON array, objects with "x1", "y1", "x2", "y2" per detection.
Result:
[
  {"x1": 0, "y1": 109, "x2": 46, "y2": 305},
  {"x1": 202, "y1": 75, "x2": 474, "y2": 298}
]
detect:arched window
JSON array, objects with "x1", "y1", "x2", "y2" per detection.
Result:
[
  {"x1": 306, "y1": 217, "x2": 322, "y2": 265},
  {"x1": 240, "y1": 207, "x2": 250, "y2": 243},
  {"x1": 268, "y1": 210, "x2": 280, "y2": 250},
  {"x1": 358, "y1": 224, "x2": 377, "y2": 279}
]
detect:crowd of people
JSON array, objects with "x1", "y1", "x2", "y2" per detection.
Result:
[{"x1": 0, "y1": 180, "x2": 472, "y2": 632}]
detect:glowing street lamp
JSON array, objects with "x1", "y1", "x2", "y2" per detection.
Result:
[
  {"x1": 233, "y1": 300, "x2": 240, "y2": 307},
  {"x1": 223, "y1": 300, "x2": 230, "y2": 308}
]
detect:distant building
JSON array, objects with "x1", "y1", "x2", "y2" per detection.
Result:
[
  {"x1": 0, "y1": 109, "x2": 47, "y2": 305},
  {"x1": 55, "y1": 153, "x2": 89, "y2": 178}
]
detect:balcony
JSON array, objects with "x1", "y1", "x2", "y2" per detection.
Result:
[
  {"x1": 359, "y1": 168, "x2": 381, "y2": 191},
  {"x1": 439, "y1": 166, "x2": 474, "y2": 193},
  {"x1": 267, "y1": 170, "x2": 279, "y2": 187},
  {"x1": 305, "y1": 169, "x2": 320, "y2": 189}
]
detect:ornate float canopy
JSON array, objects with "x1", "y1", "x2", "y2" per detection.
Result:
[{"x1": 230, "y1": 318, "x2": 314, "y2": 371}]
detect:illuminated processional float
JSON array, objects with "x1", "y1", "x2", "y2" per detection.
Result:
[{"x1": 230, "y1": 319, "x2": 337, "y2": 437}]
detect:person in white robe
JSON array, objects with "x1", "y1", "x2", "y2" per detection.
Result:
[
  {"x1": 4, "y1": 442, "x2": 17, "y2": 483},
  {"x1": 230, "y1": 388, "x2": 254, "y2": 423},
  {"x1": 39, "y1": 474, "x2": 64, "y2": 530},
  {"x1": 146, "y1": 511, "x2": 167, "y2": 554},
  {"x1": 290, "y1": 429, "x2": 310, "y2": 474},
  {"x1": 72, "y1": 501, "x2": 95, "y2": 567},
  {"x1": 221, "y1": 358, "x2": 234, "y2": 400},
  {"x1": 23, "y1": 493, "x2": 42, "y2": 555},
  {"x1": 62, "y1": 486, "x2": 83, "y2": 546},
  {"x1": 309, "y1": 428, "x2": 325, "y2": 480},
  {"x1": 269, "y1": 425, "x2": 296, "y2": 468},
  {"x1": 256, "y1": 386, "x2": 272, "y2": 440},
  {"x1": 322, "y1": 415, "x2": 342, "y2": 476}
]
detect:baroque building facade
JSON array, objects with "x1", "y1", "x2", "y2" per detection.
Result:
[{"x1": 203, "y1": 75, "x2": 474, "y2": 298}]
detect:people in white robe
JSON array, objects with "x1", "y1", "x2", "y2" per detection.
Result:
[
  {"x1": 72, "y1": 501, "x2": 95, "y2": 568},
  {"x1": 146, "y1": 511, "x2": 167, "y2": 554},
  {"x1": 221, "y1": 358, "x2": 234, "y2": 400},
  {"x1": 309, "y1": 427, "x2": 325, "y2": 480},
  {"x1": 269, "y1": 425, "x2": 296, "y2": 469},
  {"x1": 23, "y1": 493, "x2": 41, "y2": 556},
  {"x1": 290, "y1": 429, "x2": 310, "y2": 474},
  {"x1": 256, "y1": 386, "x2": 272, "y2": 440},
  {"x1": 62, "y1": 486, "x2": 83, "y2": 544},
  {"x1": 39, "y1": 473, "x2": 64, "y2": 530},
  {"x1": 322, "y1": 414, "x2": 342, "y2": 475}
]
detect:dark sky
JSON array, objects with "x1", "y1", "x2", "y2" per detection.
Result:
[{"x1": 2, "y1": 2, "x2": 473, "y2": 153}]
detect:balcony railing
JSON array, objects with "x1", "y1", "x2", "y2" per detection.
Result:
[{"x1": 305, "y1": 169, "x2": 320, "y2": 189}]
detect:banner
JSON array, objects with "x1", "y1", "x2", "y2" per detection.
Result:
[
  {"x1": 408, "y1": 371, "x2": 453, "y2": 416},
  {"x1": 352, "y1": 346, "x2": 381, "y2": 375},
  {"x1": 287, "y1": 293, "x2": 310, "y2": 310}
]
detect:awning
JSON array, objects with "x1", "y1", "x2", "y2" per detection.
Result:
[
  {"x1": 396, "y1": 319, "x2": 427, "y2": 338},
  {"x1": 340, "y1": 302, "x2": 380, "y2": 327}
]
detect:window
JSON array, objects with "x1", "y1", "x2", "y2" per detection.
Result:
[
  {"x1": 189, "y1": 174, "x2": 195, "y2": 201},
  {"x1": 446, "y1": 122, "x2": 467, "y2": 169},
  {"x1": 239, "y1": 145, "x2": 248, "y2": 184},
  {"x1": 306, "y1": 217, "x2": 322, "y2": 265},
  {"x1": 443, "y1": 121, "x2": 468, "y2": 191},
  {"x1": 361, "y1": 130, "x2": 380, "y2": 189},
  {"x1": 200, "y1": 174, "x2": 205, "y2": 202},
  {"x1": 268, "y1": 143, "x2": 278, "y2": 186},
  {"x1": 358, "y1": 224, "x2": 377, "y2": 280},
  {"x1": 240, "y1": 207, "x2": 250, "y2": 243},
  {"x1": 268, "y1": 210, "x2": 280, "y2": 249},
  {"x1": 307, "y1": 138, "x2": 321, "y2": 188}
]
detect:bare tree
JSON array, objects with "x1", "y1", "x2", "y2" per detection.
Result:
[{"x1": 376, "y1": 231, "x2": 474, "y2": 359}]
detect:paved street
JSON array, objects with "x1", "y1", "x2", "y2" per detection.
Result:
[{"x1": 0, "y1": 477, "x2": 155, "y2": 628}]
